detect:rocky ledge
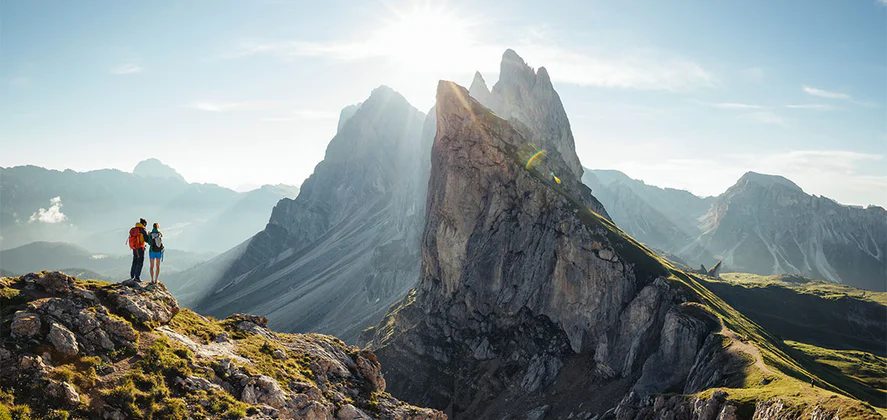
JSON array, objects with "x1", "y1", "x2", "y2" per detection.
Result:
[{"x1": 0, "y1": 271, "x2": 445, "y2": 420}]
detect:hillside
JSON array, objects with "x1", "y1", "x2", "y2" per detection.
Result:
[
  {"x1": 0, "y1": 271, "x2": 444, "y2": 419},
  {"x1": 363, "y1": 68, "x2": 884, "y2": 419}
]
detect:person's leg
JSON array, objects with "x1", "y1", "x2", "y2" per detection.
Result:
[
  {"x1": 135, "y1": 248, "x2": 145, "y2": 281},
  {"x1": 130, "y1": 249, "x2": 138, "y2": 280},
  {"x1": 149, "y1": 257, "x2": 156, "y2": 283},
  {"x1": 155, "y1": 257, "x2": 161, "y2": 283}
]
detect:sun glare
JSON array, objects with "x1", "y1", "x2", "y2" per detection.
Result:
[{"x1": 371, "y1": 6, "x2": 476, "y2": 71}]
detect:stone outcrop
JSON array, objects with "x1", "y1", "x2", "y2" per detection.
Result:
[
  {"x1": 363, "y1": 78, "x2": 724, "y2": 418},
  {"x1": 0, "y1": 271, "x2": 445, "y2": 419},
  {"x1": 610, "y1": 390, "x2": 844, "y2": 420}
]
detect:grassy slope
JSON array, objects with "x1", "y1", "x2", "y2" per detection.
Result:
[{"x1": 514, "y1": 145, "x2": 885, "y2": 418}]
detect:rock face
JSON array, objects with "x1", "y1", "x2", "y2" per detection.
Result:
[
  {"x1": 683, "y1": 172, "x2": 887, "y2": 291},
  {"x1": 0, "y1": 271, "x2": 445, "y2": 419},
  {"x1": 363, "y1": 78, "x2": 726, "y2": 418},
  {"x1": 171, "y1": 85, "x2": 432, "y2": 342},
  {"x1": 611, "y1": 390, "x2": 843, "y2": 420}
]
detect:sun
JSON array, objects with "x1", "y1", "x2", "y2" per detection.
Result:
[{"x1": 370, "y1": 5, "x2": 476, "y2": 71}]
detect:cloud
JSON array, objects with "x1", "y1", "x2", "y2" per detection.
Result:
[
  {"x1": 742, "y1": 111, "x2": 784, "y2": 125},
  {"x1": 29, "y1": 196, "x2": 68, "y2": 224},
  {"x1": 802, "y1": 85, "x2": 851, "y2": 100},
  {"x1": 700, "y1": 102, "x2": 765, "y2": 109},
  {"x1": 878, "y1": 0, "x2": 887, "y2": 6},
  {"x1": 110, "y1": 64, "x2": 143, "y2": 75},
  {"x1": 223, "y1": 38, "x2": 715, "y2": 91},
  {"x1": 261, "y1": 110, "x2": 338, "y2": 121},
  {"x1": 184, "y1": 100, "x2": 288, "y2": 112},
  {"x1": 785, "y1": 103, "x2": 837, "y2": 111}
]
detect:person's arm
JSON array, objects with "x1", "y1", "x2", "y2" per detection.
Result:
[{"x1": 142, "y1": 229, "x2": 150, "y2": 246}]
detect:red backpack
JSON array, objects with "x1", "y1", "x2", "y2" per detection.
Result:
[{"x1": 128, "y1": 227, "x2": 144, "y2": 250}]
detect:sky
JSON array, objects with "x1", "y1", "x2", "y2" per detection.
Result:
[{"x1": 1, "y1": 0, "x2": 886, "y2": 207}]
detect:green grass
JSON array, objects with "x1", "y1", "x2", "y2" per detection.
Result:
[{"x1": 720, "y1": 273, "x2": 887, "y2": 306}]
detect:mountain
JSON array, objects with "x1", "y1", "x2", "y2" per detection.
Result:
[
  {"x1": 132, "y1": 157, "x2": 186, "y2": 182},
  {"x1": 683, "y1": 171, "x2": 887, "y2": 291},
  {"x1": 582, "y1": 169, "x2": 713, "y2": 254},
  {"x1": 0, "y1": 271, "x2": 443, "y2": 419},
  {"x1": 0, "y1": 241, "x2": 215, "y2": 279},
  {"x1": 582, "y1": 169, "x2": 887, "y2": 291},
  {"x1": 168, "y1": 85, "x2": 431, "y2": 343},
  {"x1": 0, "y1": 161, "x2": 299, "y2": 254},
  {"x1": 363, "y1": 54, "x2": 883, "y2": 419}
]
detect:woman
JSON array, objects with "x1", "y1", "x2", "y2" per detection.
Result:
[{"x1": 148, "y1": 222, "x2": 165, "y2": 284}]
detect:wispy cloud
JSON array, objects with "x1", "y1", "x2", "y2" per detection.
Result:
[
  {"x1": 701, "y1": 102, "x2": 765, "y2": 109},
  {"x1": 802, "y1": 85, "x2": 850, "y2": 100},
  {"x1": 110, "y1": 63, "x2": 143, "y2": 75},
  {"x1": 185, "y1": 100, "x2": 337, "y2": 121},
  {"x1": 223, "y1": 38, "x2": 715, "y2": 91},
  {"x1": 742, "y1": 111, "x2": 784, "y2": 125},
  {"x1": 184, "y1": 100, "x2": 288, "y2": 112},
  {"x1": 29, "y1": 196, "x2": 68, "y2": 224},
  {"x1": 785, "y1": 103, "x2": 837, "y2": 111},
  {"x1": 878, "y1": 0, "x2": 887, "y2": 7}
]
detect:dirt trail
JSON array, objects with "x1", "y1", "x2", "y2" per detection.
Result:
[{"x1": 721, "y1": 325, "x2": 772, "y2": 376}]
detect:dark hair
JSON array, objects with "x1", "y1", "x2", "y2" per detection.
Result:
[{"x1": 139, "y1": 218, "x2": 147, "y2": 225}]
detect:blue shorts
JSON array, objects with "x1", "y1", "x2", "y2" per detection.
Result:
[{"x1": 149, "y1": 251, "x2": 163, "y2": 260}]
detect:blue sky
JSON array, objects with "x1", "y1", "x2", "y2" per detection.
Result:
[{"x1": 2, "y1": 0, "x2": 885, "y2": 206}]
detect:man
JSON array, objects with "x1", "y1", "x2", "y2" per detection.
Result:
[{"x1": 127, "y1": 218, "x2": 150, "y2": 281}]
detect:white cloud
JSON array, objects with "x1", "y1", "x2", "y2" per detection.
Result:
[
  {"x1": 110, "y1": 64, "x2": 143, "y2": 75},
  {"x1": 184, "y1": 100, "x2": 287, "y2": 112},
  {"x1": 223, "y1": 39, "x2": 715, "y2": 91},
  {"x1": 785, "y1": 103, "x2": 837, "y2": 111},
  {"x1": 29, "y1": 196, "x2": 68, "y2": 224},
  {"x1": 742, "y1": 111, "x2": 784, "y2": 125},
  {"x1": 802, "y1": 85, "x2": 851, "y2": 100},
  {"x1": 701, "y1": 102, "x2": 765, "y2": 109},
  {"x1": 878, "y1": 0, "x2": 887, "y2": 7}
]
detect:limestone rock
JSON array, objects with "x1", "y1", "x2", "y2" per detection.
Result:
[
  {"x1": 11, "y1": 311, "x2": 41, "y2": 338},
  {"x1": 48, "y1": 322, "x2": 79, "y2": 356},
  {"x1": 106, "y1": 280, "x2": 179, "y2": 326},
  {"x1": 48, "y1": 380, "x2": 81, "y2": 406}
]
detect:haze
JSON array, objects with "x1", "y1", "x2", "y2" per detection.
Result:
[{"x1": 1, "y1": 0, "x2": 885, "y2": 206}]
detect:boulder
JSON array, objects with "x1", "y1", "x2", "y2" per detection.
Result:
[
  {"x1": 106, "y1": 280, "x2": 179, "y2": 326},
  {"x1": 48, "y1": 322, "x2": 79, "y2": 356},
  {"x1": 35, "y1": 271, "x2": 75, "y2": 294},
  {"x1": 48, "y1": 380, "x2": 81, "y2": 406},
  {"x1": 11, "y1": 311, "x2": 41, "y2": 338}
]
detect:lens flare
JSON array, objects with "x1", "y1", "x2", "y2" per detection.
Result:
[{"x1": 526, "y1": 149, "x2": 547, "y2": 169}]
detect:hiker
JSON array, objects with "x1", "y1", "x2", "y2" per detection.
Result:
[
  {"x1": 127, "y1": 218, "x2": 150, "y2": 281},
  {"x1": 148, "y1": 222, "x2": 165, "y2": 284}
]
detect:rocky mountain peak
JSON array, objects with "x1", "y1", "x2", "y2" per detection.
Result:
[
  {"x1": 488, "y1": 49, "x2": 584, "y2": 180},
  {"x1": 735, "y1": 171, "x2": 802, "y2": 193},
  {"x1": 133, "y1": 158, "x2": 185, "y2": 183},
  {"x1": 467, "y1": 71, "x2": 492, "y2": 107},
  {"x1": 336, "y1": 101, "x2": 362, "y2": 133}
]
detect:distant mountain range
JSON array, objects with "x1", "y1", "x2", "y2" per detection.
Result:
[
  {"x1": 583, "y1": 168, "x2": 886, "y2": 291},
  {"x1": 0, "y1": 241, "x2": 215, "y2": 280},
  {"x1": 0, "y1": 161, "x2": 299, "y2": 254}
]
